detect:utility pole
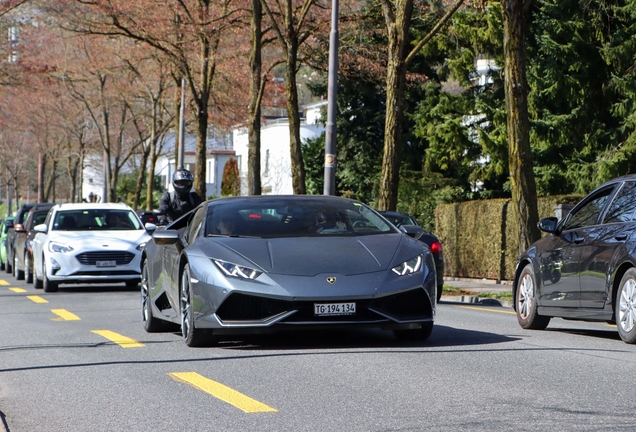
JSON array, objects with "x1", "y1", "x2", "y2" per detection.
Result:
[
  {"x1": 178, "y1": 77, "x2": 186, "y2": 169},
  {"x1": 323, "y1": 0, "x2": 339, "y2": 196}
]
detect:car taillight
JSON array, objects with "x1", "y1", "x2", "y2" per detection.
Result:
[{"x1": 430, "y1": 241, "x2": 442, "y2": 254}]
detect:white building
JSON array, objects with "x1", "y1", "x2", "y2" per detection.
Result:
[
  {"x1": 154, "y1": 130, "x2": 235, "y2": 199},
  {"x1": 82, "y1": 128, "x2": 235, "y2": 203},
  {"x1": 233, "y1": 101, "x2": 327, "y2": 195}
]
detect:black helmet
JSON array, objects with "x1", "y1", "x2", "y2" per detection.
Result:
[{"x1": 173, "y1": 168, "x2": 194, "y2": 197}]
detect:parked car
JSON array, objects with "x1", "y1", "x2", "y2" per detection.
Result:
[
  {"x1": 141, "y1": 195, "x2": 437, "y2": 347},
  {"x1": 378, "y1": 211, "x2": 444, "y2": 301},
  {"x1": 32, "y1": 203, "x2": 152, "y2": 292},
  {"x1": 12, "y1": 203, "x2": 55, "y2": 283},
  {"x1": 5, "y1": 204, "x2": 34, "y2": 275},
  {"x1": 513, "y1": 174, "x2": 636, "y2": 344},
  {"x1": 0, "y1": 216, "x2": 14, "y2": 271}
]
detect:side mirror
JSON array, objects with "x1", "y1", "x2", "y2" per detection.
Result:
[
  {"x1": 400, "y1": 225, "x2": 424, "y2": 240},
  {"x1": 145, "y1": 223, "x2": 157, "y2": 233},
  {"x1": 33, "y1": 224, "x2": 48, "y2": 234},
  {"x1": 538, "y1": 217, "x2": 559, "y2": 234},
  {"x1": 4, "y1": 220, "x2": 13, "y2": 228},
  {"x1": 152, "y1": 229, "x2": 179, "y2": 245},
  {"x1": 13, "y1": 223, "x2": 26, "y2": 233}
]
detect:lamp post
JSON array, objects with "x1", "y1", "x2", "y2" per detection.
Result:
[
  {"x1": 323, "y1": 0, "x2": 339, "y2": 196},
  {"x1": 178, "y1": 76, "x2": 186, "y2": 170}
]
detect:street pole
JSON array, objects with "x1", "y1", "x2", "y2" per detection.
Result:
[
  {"x1": 323, "y1": 0, "x2": 339, "y2": 196},
  {"x1": 178, "y1": 77, "x2": 186, "y2": 170}
]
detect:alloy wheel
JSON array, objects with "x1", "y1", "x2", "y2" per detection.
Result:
[
  {"x1": 141, "y1": 264, "x2": 151, "y2": 322},
  {"x1": 518, "y1": 273, "x2": 534, "y2": 320},
  {"x1": 619, "y1": 278, "x2": 636, "y2": 333},
  {"x1": 180, "y1": 272, "x2": 192, "y2": 339}
]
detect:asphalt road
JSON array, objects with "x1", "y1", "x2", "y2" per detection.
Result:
[{"x1": 1, "y1": 275, "x2": 635, "y2": 432}]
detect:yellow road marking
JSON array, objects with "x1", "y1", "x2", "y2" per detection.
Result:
[
  {"x1": 9, "y1": 287, "x2": 26, "y2": 293},
  {"x1": 51, "y1": 309, "x2": 81, "y2": 321},
  {"x1": 458, "y1": 305, "x2": 517, "y2": 315},
  {"x1": 91, "y1": 330, "x2": 145, "y2": 348},
  {"x1": 0, "y1": 280, "x2": 9, "y2": 285},
  {"x1": 169, "y1": 372, "x2": 277, "y2": 413},
  {"x1": 27, "y1": 295, "x2": 48, "y2": 304}
]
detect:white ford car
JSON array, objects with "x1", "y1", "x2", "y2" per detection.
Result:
[{"x1": 32, "y1": 203, "x2": 153, "y2": 292}]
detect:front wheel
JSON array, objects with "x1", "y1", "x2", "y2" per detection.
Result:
[
  {"x1": 25, "y1": 254, "x2": 33, "y2": 284},
  {"x1": 14, "y1": 256, "x2": 24, "y2": 280},
  {"x1": 616, "y1": 268, "x2": 636, "y2": 344},
  {"x1": 43, "y1": 261, "x2": 58, "y2": 293},
  {"x1": 141, "y1": 260, "x2": 173, "y2": 333},
  {"x1": 516, "y1": 264, "x2": 550, "y2": 330},
  {"x1": 180, "y1": 264, "x2": 216, "y2": 347},
  {"x1": 393, "y1": 322, "x2": 433, "y2": 341}
]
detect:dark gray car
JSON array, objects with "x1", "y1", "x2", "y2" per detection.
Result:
[
  {"x1": 513, "y1": 174, "x2": 636, "y2": 343},
  {"x1": 141, "y1": 196, "x2": 437, "y2": 347}
]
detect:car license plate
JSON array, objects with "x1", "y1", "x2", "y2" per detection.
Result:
[
  {"x1": 96, "y1": 261, "x2": 117, "y2": 267},
  {"x1": 314, "y1": 302, "x2": 356, "y2": 316}
]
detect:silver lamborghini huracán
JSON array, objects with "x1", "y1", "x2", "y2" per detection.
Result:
[{"x1": 141, "y1": 195, "x2": 437, "y2": 346}]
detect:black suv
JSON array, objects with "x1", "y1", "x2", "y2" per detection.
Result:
[
  {"x1": 4, "y1": 204, "x2": 34, "y2": 275},
  {"x1": 13, "y1": 203, "x2": 55, "y2": 283},
  {"x1": 378, "y1": 211, "x2": 445, "y2": 302}
]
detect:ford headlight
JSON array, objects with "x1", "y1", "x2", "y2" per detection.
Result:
[
  {"x1": 49, "y1": 242, "x2": 74, "y2": 253},
  {"x1": 213, "y1": 259, "x2": 262, "y2": 280},
  {"x1": 392, "y1": 256, "x2": 422, "y2": 276}
]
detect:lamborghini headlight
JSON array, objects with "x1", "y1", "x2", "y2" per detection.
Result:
[
  {"x1": 213, "y1": 259, "x2": 262, "y2": 280},
  {"x1": 392, "y1": 255, "x2": 422, "y2": 276},
  {"x1": 49, "y1": 242, "x2": 74, "y2": 253}
]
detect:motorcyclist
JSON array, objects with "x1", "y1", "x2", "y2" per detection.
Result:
[{"x1": 158, "y1": 168, "x2": 203, "y2": 224}]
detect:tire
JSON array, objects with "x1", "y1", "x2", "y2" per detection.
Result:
[
  {"x1": 34, "y1": 256, "x2": 43, "y2": 289},
  {"x1": 394, "y1": 322, "x2": 434, "y2": 341},
  {"x1": 616, "y1": 268, "x2": 636, "y2": 344},
  {"x1": 141, "y1": 260, "x2": 171, "y2": 333},
  {"x1": 180, "y1": 264, "x2": 216, "y2": 347},
  {"x1": 43, "y1": 262, "x2": 58, "y2": 293},
  {"x1": 14, "y1": 256, "x2": 24, "y2": 280},
  {"x1": 5, "y1": 250, "x2": 11, "y2": 274},
  {"x1": 436, "y1": 284, "x2": 442, "y2": 303},
  {"x1": 516, "y1": 264, "x2": 550, "y2": 330},
  {"x1": 25, "y1": 254, "x2": 33, "y2": 284},
  {"x1": 126, "y1": 280, "x2": 139, "y2": 289},
  {"x1": 1, "y1": 260, "x2": 5, "y2": 271}
]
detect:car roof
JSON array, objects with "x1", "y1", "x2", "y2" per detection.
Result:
[
  {"x1": 30, "y1": 203, "x2": 55, "y2": 212},
  {"x1": 51, "y1": 203, "x2": 133, "y2": 211},
  {"x1": 378, "y1": 210, "x2": 411, "y2": 217}
]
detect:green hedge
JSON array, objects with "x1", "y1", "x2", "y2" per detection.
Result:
[{"x1": 435, "y1": 195, "x2": 582, "y2": 280}]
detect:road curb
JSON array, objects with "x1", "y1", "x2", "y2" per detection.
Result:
[
  {"x1": 443, "y1": 277, "x2": 512, "y2": 285},
  {"x1": 441, "y1": 295, "x2": 513, "y2": 309}
]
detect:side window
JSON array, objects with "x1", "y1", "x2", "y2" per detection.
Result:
[
  {"x1": 562, "y1": 187, "x2": 614, "y2": 231},
  {"x1": 603, "y1": 181, "x2": 636, "y2": 224},
  {"x1": 44, "y1": 211, "x2": 53, "y2": 229},
  {"x1": 185, "y1": 206, "x2": 206, "y2": 244}
]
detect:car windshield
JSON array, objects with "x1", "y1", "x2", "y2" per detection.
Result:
[
  {"x1": 205, "y1": 198, "x2": 396, "y2": 238},
  {"x1": 53, "y1": 210, "x2": 142, "y2": 231},
  {"x1": 382, "y1": 214, "x2": 417, "y2": 227}
]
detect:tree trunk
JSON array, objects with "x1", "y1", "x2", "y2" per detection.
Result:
[
  {"x1": 502, "y1": 0, "x2": 541, "y2": 255},
  {"x1": 133, "y1": 143, "x2": 150, "y2": 209},
  {"x1": 377, "y1": 0, "x2": 412, "y2": 211},
  {"x1": 147, "y1": 138, "x2": 159, "y2": 210},
  {"x1": 247, "y1": 0, "x2": 263, "y2": 196},
  {"x1": 194, "y1": 99, "x2": 209, "y2": 199},
  {"x1": 286, "y1": 53, "x2": 306, "y2": 195}
]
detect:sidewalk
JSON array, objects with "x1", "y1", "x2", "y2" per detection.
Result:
[{"x1": 441, "y1": 277, "x2": 513, "y2": 308}]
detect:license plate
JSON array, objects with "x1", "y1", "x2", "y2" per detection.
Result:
[
  {"x1": 314, "y1": 302, "x2": 356, "y2": 316},
  {"x1": 96, "y1": 261, "x2": 117, "y2": 267}
]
